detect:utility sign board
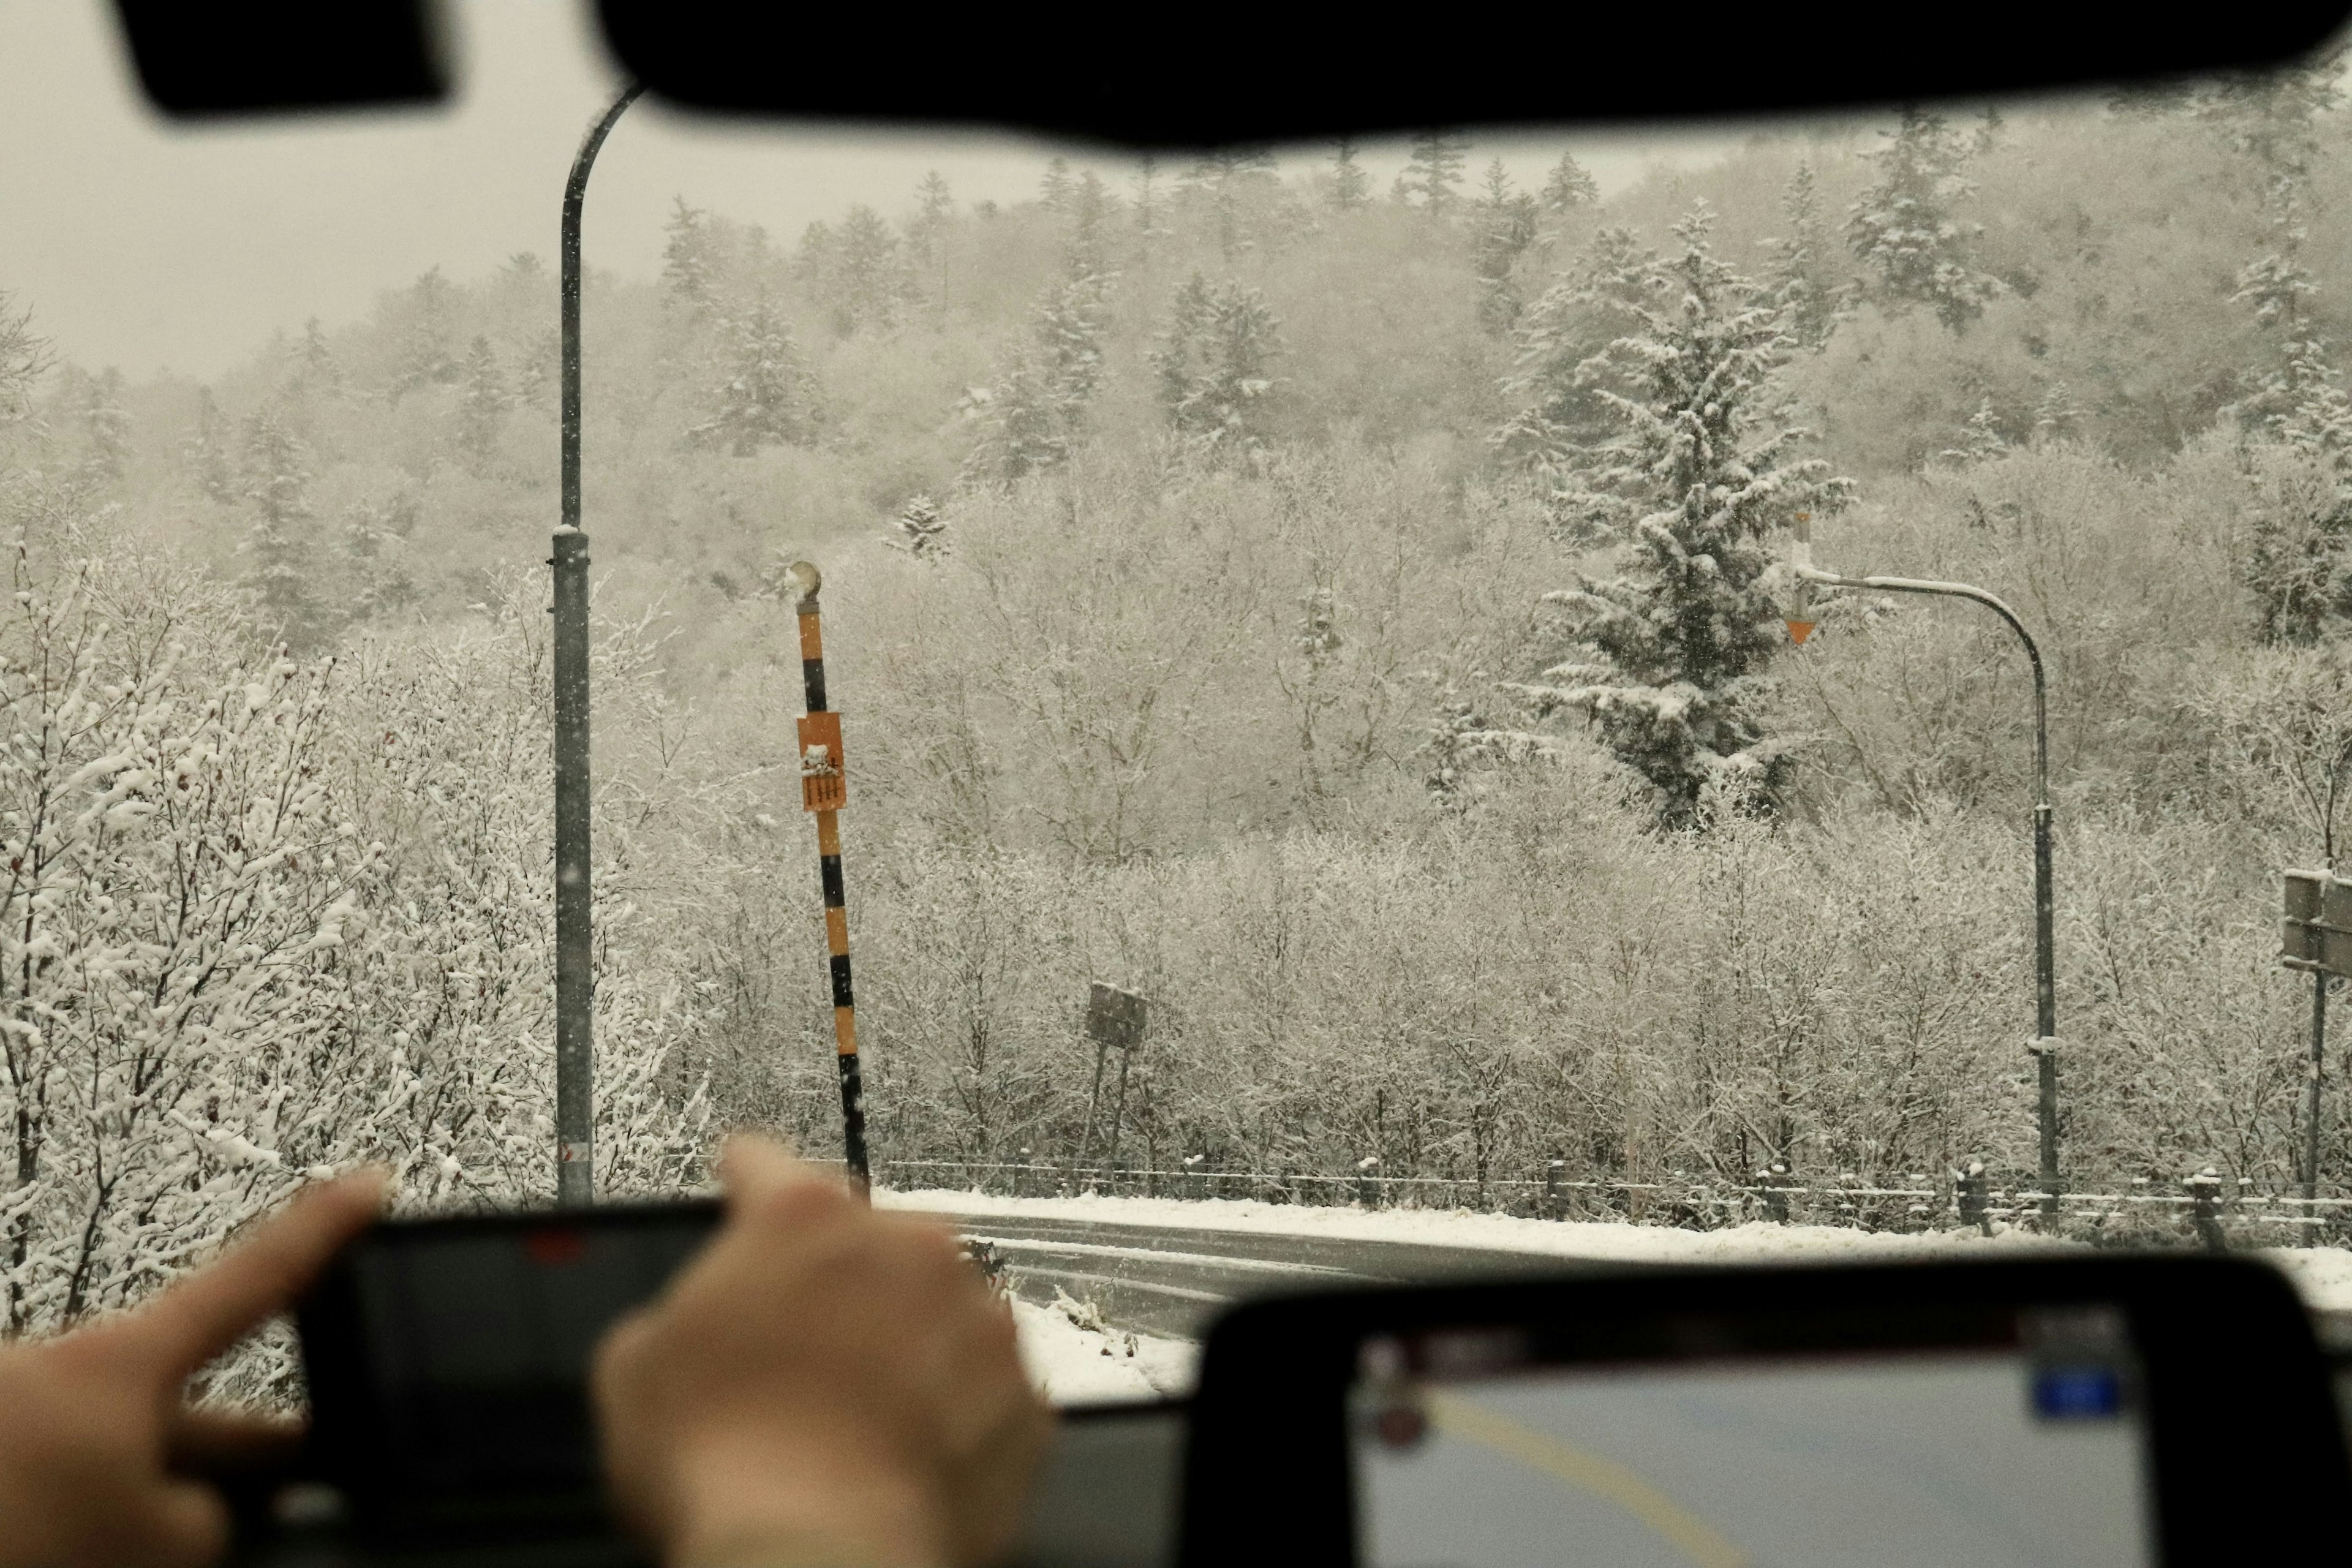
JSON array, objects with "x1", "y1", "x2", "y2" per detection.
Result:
[
  {"x1": 1087, "y1": 982, "x2": 1147, "y2": 1052},
  {"x1": 2282, "y1": 869, "x2": 2352, "y2": 977},
  {"x1": 797, "y1": 711, "x2": 846, "y2": 813}
]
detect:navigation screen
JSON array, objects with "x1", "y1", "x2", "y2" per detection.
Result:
[{"x1": 1350, "y1": 1311, "x2": 2151, "y2": 1568}]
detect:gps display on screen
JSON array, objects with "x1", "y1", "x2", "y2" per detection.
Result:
[{"x1": 1350, "y1": 1311, "x2": 2149, "y2": 1568}]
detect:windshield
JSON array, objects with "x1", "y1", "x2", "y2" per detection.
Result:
[{"x1": 4, "y1": 2, "x2": 2351, "y2": 1404}]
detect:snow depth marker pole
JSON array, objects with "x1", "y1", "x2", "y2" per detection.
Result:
[{"x1": 789, "y1": 562, "x2": 871, "y2": 1192}]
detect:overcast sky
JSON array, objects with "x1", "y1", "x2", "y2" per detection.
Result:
[{"x1": 0, "y1": 2, "x2": 1747, "y2": 381}]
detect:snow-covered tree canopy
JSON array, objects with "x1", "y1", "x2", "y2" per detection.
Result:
[{"x1": 1512, "y1": 204, "x2": 1852, "y2": 821}]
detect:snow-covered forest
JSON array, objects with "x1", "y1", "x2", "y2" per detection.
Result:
[{"x1": 9, "y1": 62, "x2": 2352, "y2": 1327}]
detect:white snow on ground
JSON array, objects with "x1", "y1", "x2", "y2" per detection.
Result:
[
  {"x1": 1010, "y1": 1292, "x2": 1196, "y2": 1404},
  {"x1": 893, "y1": 1187, "x2": 2352, "y2": 1314}
]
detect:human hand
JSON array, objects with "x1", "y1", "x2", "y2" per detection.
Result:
[
  {"x1": 592, "y1": 1139, "x2": 1050, "y2": 1568},
  {"x1": 0, "y1": 1170, "x2": 388, "y2": 1568}
]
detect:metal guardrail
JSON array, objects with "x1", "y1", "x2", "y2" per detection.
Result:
[{"x1": 872, "y1": 1158, "x2": 2352, "y2": 1245}]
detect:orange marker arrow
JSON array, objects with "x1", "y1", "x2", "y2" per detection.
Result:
[{"x1": 1785, "y1": 619, "x2": 1817, "y2": 646}]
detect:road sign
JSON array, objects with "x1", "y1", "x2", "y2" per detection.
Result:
[
  {"x1": 1087, "y1": 982, "x2": 1147, "y2": 1051},
  {"x1": 2282, "y1": 868, "x2": 2352, "y2": 977}
]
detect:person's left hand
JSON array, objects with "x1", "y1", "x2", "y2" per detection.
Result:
[{"x1": 0, "y1": 1170, "x2": 388, "y2": 1568}]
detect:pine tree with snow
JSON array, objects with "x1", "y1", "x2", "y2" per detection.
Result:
[
  {"x1": 294, "y1": 317, "x2": 342, "y2": 398},
  {"x1": 1846, "y1": 109, "x2": 1997, "y2": 331},
  {"x1": 1330, "y1": 139, "x2": 1371, "y2": 212},
  {"x1": 2197, "y1": 46, "x2": 2344, "y2": 221},
  {"x1": 390, "y1": 267, "x2": 460, "y2": 402},
  {"x1": 2233, "y1": 230, "x2": 2352, "y2": 643},
  {"x1": 1071, "y1": 171, "x2": 1118, "y2": 273},
  {"x1": 183, "y1": 388, "x2": 234, "y2": 502},
  {"x1": 1183, "y1": 148, "x2": 1278, "y2": 260},
  {"x1": 1472, "y1": 161, "x2": 1541, "y2": 334},
  {"x1": 1492, "y1": 226, "x2": 1654, "y2": 537},
  {"x1": 2029, "y1": 380, "x2": 2083, "y2": 447},
  {"x1": 1040, "y1": 157, "x2": 1076, "y2": 213},
  {"x1": 820, "y1": 205, "x2": 911, "y2": 335},
  {"x1": 345, "y1": 492, "x2": 420, "y2": 620},
  {"x1": 239, "y1": 406, "x2": 323, "y2": 644},
  {"x1": 1399, "y1": 130, "x2": 1469, "y2": 216},
  {"x1": 1937, "y1": 395, "x2": 2008, "y2": 465},
  {"x1": 910, "y1": 172, "x2": 956, "y2": 315},
  {"x1": 963, "y1": 264, "x2": 1112, "y2": 482},
  {"x1": 1512, "y1": 204, "x2": 1851, "y2": 823},
  {"x1": 1133, "y1": 157, "x2": 1168, "y2": 248},
  {"x1": 662, "y1": 197, "x2": 718, "y2": 318},
  {"x1": 1152, "y1": 273, "x2": 1283, "y2": 455},
  {"x1": 455, "y1": 336, "x2": 510, "y2": 468},
  {"x1": 892, "y1": 492, "x2": 950, "y2": 559},
  {"x1": 79, "y1": 367, "x2": 131, "y2": 486},
  {"x1": 1764, "y1": 162, "x2": 1843, "y2": 350},
  {"x1": 690, "y1": 292, "x2": 821, "y2": 456},
  {"x1": 1541, "y1": 151, "x2": 1599, "y2": 213}
]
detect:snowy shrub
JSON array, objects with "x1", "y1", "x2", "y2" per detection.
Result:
[{"x1": 0, "y1": 541, "x2": 707, "y2": 1356}]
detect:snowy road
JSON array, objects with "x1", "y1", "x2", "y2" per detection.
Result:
[{"x1": 952, "y1": 1210, "x2": 1607, "y2": 1337}]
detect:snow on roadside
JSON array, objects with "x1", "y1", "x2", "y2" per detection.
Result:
[
  {"x1": 894, "y1": 1186, "x2": 2352, "y2": 1315},
  {"x1": 889, "y1": 1186, "x2": 2071, "y2": 1264},
  {"x1": 1011, "y1": 1291, "x2": 1196, "y2": 1405}
]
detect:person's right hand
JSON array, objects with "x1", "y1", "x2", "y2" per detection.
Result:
[{"x1": 591, "y1": 1139, "x2": 1050, "y2": 1568}]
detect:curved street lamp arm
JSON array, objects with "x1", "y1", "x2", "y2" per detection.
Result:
[
  {"x1": 1796, "y1": 565, "x2": 2048, "y2": 812},
  {"x1": 560, "y1": 84, "x2": 644, "y2": 533}
]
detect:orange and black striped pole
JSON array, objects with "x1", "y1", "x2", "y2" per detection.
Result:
[{"x1": 788, "y1": 562, "x2": 870, "y2": 1191}]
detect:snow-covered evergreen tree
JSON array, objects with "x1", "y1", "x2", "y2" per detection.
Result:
[
  {"x1": 1764, "y1": 162, "x2": 1843, "y2": 350},
  {"x1": 817, "y1": 205, "x2": 910, "y2": 335},
  {"x1": 295, "y1": 317, "x2": 342, "y2": 398},
  {"x1": 79, "y1": 367, "x2": 130, "y2": 485},
  {"x1": 690, "y1": 292, "x2": 821, "y2": 456},
  {"x1": 1846, "y1": 109, "x2": 1997, "y2": 331},
  {"x1": 1039, "y1": 157, "x2": 1076, "y2": 213},
  {"x1": 456, "y1": 335, "x2": 510, "y2": 468},
  {"x1": 1183, "y1": 148, "x2": 1278, "y2": 260},
  {"x1": 963, "y1": 262, "x2": 1112, "y2": 483},
  {"x1": 183, "y1": 387, "x2": 234, "y2": 502},
  {"x1": 1511, "y1": 205, "x2": 1851, "y2": 822},
  {"x1": 2233, "y1": 227, "x2": 2352, "y2": 643},
  {"x1": 1330, "y1": 139, "x2": 1371, "y2": 212},
  {"x1": 1132, "y1": 157, "x2": 1167, "y2": 251},
  {"x1": 1937, "y1": 395, "x2": 2008, "y2": 465},
  {"x1": 891, "y1": 492, "x2": 949, "y2": 559},
  {"x1": 238, "y1": 405, "x2": 323, "y2": 644},
  {"x1": 345, "y1": 491, "x2": 420, "y2": 619},
  {"x1": 662, "y1": 197, "x2": 718, "y2": 318},
  {"x1": 1472, "y1": 160, "x2": 1540, "y2": 334},
  {"x1": 1542, "y1": 151, "x2": 1599, "y2": 214},
  {"x1": 1398, "y1": 130, "x2": 1469, "y2": 216},
  {"x1": 910, "y1": 171, "x2": 955, "y2": 314},
  {"x1": 390, "y1": 267, "x2": 460, "y2": 401},
  {"x1": 2029, "y1": 380, "x2": 2083, "y2": 447},
  {"x1": 1492, "y1": 227, "x2": 1654, "y2": 536},
  {"x1": 1152, "y1": 273, "x2": 1282, "y2": 454}
]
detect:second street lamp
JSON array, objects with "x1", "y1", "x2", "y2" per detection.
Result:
[{"x1": 1787, "y1": 516, "x2": 2063, "y2": 1219}]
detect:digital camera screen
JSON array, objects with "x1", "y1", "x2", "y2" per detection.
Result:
[
  {"x1": 334, "y1": 1212, "x2": 715, "y2": 1501},
  {"x1": 1350, "y1": 1309, "x2": 2150, "y2": 1568}
]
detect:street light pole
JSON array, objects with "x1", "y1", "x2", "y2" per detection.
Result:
[
  {"x1": 553, "y1": 84, "x2": 641, "y2": 1210},
  {"x1": 1789, "y1": 519, "x2": 2062, "y2": 1218}
]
